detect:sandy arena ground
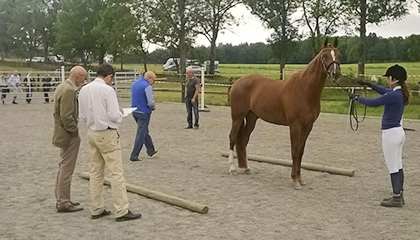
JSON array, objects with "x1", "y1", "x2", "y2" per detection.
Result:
[{"x1": 1, "y1": 94, "x2": 420, "y2": 240}]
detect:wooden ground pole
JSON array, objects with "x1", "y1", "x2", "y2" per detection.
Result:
[
  {"x1": 80, "y1": 172, "x2": 209, "y2": 214},
  {"x1": 221, "y1": 152, "x2": 355, "y2": 177}
]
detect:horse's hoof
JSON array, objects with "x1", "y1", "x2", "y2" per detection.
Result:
[
  {"x1": 298, "y1": 179, "x2": 306, "y2": 186},
  {"x1": 292, "y1": 182, "x2": 302, "y2": 190},
  {"x1": 229, "y1": 169, "x2": 237, "y2": 175},
  {"x1": 244, "y1": 168, "x2": 252, "y2": 175}
]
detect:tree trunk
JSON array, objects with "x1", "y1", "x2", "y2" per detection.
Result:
[
  {"x1": 357, "y1": 0, "x2": 367, "y2": 80},
  {"x1": 209, "y1": 28, "x2": 218, "y2": 74},
  {"x1": 142, "y1": 49, "x2": 148, "y2": 72},
  {"x1": 179, "y1": 0, "x2": 187, "y2": 102},
  {"x1": 280, "y1": 56, "x2": 286, "y2": 80}
]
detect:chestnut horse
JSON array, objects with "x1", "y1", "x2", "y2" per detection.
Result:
[{"x1": 228, "y1": 38, "x2": 341, "y2": 189}]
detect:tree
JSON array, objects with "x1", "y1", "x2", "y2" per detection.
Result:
[
  {"x1": 39, "y1": 0, "x2": 62, "y2": 62},
  {"x1": 147, "y1": 0, "x2": 203, "y2": 75},
  {"x1": 131, "y1": 0, "x2": 157, "y2": 72},
  {"x1": 8, "y1": 0, "x2": 46, "y2": 62},
  {"x1": 94, "y1": 0, "x2": 139, "y2": 70},
  {"x1": 300, "y1": 0, "x2": 344, "y2": 56},
  {"x1": 0, "y1": 0, "x2": 13, "y2": 60},
  {"x1": 406, "y1": 34, "x2": 420, "y2": 61},
  {"x1": 243, "y1": 0, "x2": 300, "y2": 79},
  {"x1": 341, "y1": 0, "x2": 409, "y2": 78},
  {"x1": 195, "y1": 0, "x2": 240, "y2": 74},
  {"x1": 54, "y1": 0, "x2": 106, "y2": 65}
]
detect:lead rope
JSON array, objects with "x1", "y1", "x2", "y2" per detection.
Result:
[{"x1": 329, "y1": 75, "x2": 367, "y2": 131}]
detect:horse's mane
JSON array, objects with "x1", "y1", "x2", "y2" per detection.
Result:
[{"x1": 285, "y1": 43, "x2": 337, "y2": 82}]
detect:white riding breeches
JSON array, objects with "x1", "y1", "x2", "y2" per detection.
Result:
[{"x1": 382, "y1": 126, "x2": 405, "y2": 174}]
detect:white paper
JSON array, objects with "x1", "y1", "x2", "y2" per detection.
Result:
[{"x1": 122, "y1": 107, "x2": 136, "y2": 117}]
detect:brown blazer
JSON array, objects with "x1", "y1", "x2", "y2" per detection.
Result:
[{"x1": 52, "y1": 79, "x2": 79, "y2": 148}]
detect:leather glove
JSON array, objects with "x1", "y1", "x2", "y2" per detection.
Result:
[
  {"x1": 356, "y1": 79, "x2": 370, "y2": 86},
  {"x1": 348, "y1": 92, "x2": 359, "y2": 100}
]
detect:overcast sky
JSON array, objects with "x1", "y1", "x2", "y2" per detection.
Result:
[{"x1": 149, "y1": 3, "x2": 420, "y2": 51}]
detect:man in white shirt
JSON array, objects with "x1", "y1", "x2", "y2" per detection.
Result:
[
  {"x1": 78, "y1": 63, "x2": 141, "y2": 222},
  {"x1": 7, "y1": 70, "x2": 21, "y2": 104}
]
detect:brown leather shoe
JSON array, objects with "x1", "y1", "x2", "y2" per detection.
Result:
[
  {"x1": 115, "y1": 210, "x2": 141, "y2": 222},
  {"x1": 70, "y1": 201, "x2": 80, "y2": 206},
  {"x1": 91, "y1": 209, "x2": 111, "y2": 219},
  {"x1": 57, "y1": 205, "x2": 84, "y2": 213}
]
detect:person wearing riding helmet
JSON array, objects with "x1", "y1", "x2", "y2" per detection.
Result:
[{"x1": 349, "y1": 64, "x2": 411, "y2": 207}]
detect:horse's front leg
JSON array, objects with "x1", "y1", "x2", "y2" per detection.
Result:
[
  {"x1": 289, "y1": 123, "x2": 313, "y2": 189},
  {"x1": 228, "y1": 149, "x2": 238, "y2": 175}
]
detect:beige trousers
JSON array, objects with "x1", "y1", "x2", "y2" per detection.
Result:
[
  {"x1": 55, "y1": 135, "x2": 80, "y2": 208},
  {"x1": 87, "y1": 129, "x2": 129, "y2": 218}
]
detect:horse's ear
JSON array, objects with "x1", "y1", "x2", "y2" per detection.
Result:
[
  {"x1": 333, "y1": 37, "x2": 338, "y2": 48},
  {"x1": 323, "y1": 37, "x2": 329, "y2": 48}
]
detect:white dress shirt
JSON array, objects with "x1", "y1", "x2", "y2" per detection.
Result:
[
  {"x1": 79, "y1": 78, "x2": 122, "y2": 131},
  {"x1": 8, "y1": 74, "x2": 21, "y2": 87}
]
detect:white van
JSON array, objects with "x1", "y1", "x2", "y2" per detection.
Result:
[{"x1": 163, "y1": 58, "x2": 180, "y2": 71}]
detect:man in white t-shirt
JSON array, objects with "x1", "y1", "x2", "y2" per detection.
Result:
[{"x1": 7, "y1": 70, "x2": 21, "y2": 104}]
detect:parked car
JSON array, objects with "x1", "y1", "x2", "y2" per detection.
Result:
[
  {"x1": 186, "y1": 65, "x2": 202, "y2": 73},
  {"x1": 25, "y1": 57, "x2": 45, "y2": 62},
  {"x1": 48, "y1": 54, "x2": 64, "y2": 63}
]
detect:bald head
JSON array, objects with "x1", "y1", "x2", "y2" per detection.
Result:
[
  {"x1": 69, "y1": 66, "x2": 87, "y2": 86},
  {"x1": 144, "y1": 71, "x2": 156, "y2": 85},
  {"x1": 186, "y1": 69, "x2": 195, "y2": 79}
]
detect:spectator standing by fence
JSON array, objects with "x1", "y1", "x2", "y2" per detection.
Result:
[
  {"x1": 185, "y1": 69, "x2": 200, "y2": 129},
  {"x1": 43, "y1": 74, "x2": 52, "y2": 103},
  {"x1": 1, "y1": 72, "x2": 9, "y2": 104},
  {"x1": 7, "y1": 70, "x2": 20, "y2": 104},
  {"x1": 23, "y1": 72, "x2": 35, "y2": 104}
]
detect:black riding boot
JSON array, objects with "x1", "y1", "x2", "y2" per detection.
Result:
[{"x1": 381, "y1": 171, "x2": 404, "y2": 207}]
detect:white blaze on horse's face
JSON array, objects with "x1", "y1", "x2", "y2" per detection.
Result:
[
  {"x1": 326, "y1": 49, "x2": 340, "y2": 79},
  {"x1": 330, "y1": 50, "x2": 337, "y2": 77}
]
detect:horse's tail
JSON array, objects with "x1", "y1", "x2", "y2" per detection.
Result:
[{"x1": 236, "y1": 120, "x2": 248, "y2": 168}]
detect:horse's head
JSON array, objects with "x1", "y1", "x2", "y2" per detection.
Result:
[{"x1": 320, "y1": 37, "x2": 341, "y2": 80}]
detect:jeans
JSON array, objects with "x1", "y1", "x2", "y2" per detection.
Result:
[
  {"x1": 130, "y1": 111, "x2": 155, "y2": 159},
  {"x1": 185, "y1": 99, "x2": 199, "y2": 127}
]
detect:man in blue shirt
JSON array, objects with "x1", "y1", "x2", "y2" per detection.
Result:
[{"x1": 129, "y1": 71, "x2": 158, "y2": 162}]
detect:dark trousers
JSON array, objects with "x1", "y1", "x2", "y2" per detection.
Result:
[
  {"x1": 25, "y1": 87, "x2": 32, "y2": 103},
  {"x1": 185, "y1": 98, "x2": 199, "y2": 127},
  {"x1": 1, "y1": 86, "x2": 9, "y2": 99},
  {"x1": 130, "y1": 111, "x2": 155, "y2": 160},
  {"x1": 44, "y1": 88, "x2": 50, "y2": 103}
]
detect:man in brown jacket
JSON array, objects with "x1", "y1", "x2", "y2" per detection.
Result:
[{"x1": 52, "y1": 66, "x2": 87, "y2": 213}]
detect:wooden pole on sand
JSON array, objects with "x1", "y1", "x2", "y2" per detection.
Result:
[
  {"x1": 220, "y1": 152, "x2": 355, "y2": 177},
  {"x1": 80, "y1": 172, "x2": 209, "y2": 214}
]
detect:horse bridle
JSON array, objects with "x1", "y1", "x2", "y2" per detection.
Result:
[{"x1": 320, "y1": 52, "x2": 340, "y2": 79}]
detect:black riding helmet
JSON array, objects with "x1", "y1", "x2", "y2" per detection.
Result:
[{"x1": 383, "y1": 64, "x2": 407, "y2": 82}]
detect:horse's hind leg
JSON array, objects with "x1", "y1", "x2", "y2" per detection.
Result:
[
  {"x1": 229, "y1": 118, "x2": 244, "y2": 175},
  {"x1": 237, "y1": 111, "x2": 258, "y2": 174}
]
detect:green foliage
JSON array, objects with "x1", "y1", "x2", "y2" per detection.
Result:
[
  {"x1": 243, "y1": 0, "x2": 300, "y2": 79},
  {"x1": 93, "y1": 0, "x2": 138, "y2": 69},
  {"x1": 54, "y1": 0, "x2": 106, "y2": 64},
  {"x1": 406, "y1": 34, "x2": 420, "y2": 61}
]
